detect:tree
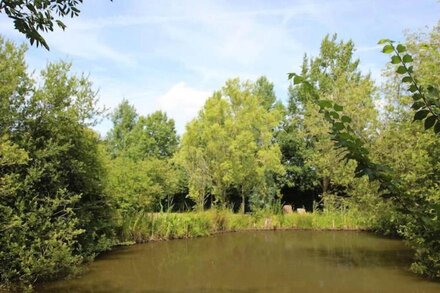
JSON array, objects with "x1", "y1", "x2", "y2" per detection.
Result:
[
  {"x1": 225, "y1": 78, "x2": 284, "y2": 212},
  {"x1": 106, "y1": 99, "x2": 138, "y2": 158},
  {"x1": 105, "y1": 102, "x2": 181, "y2": 220},
  {"x1": 177, "y1": 77, "x2": 284, "y2": 212},
  {"x1": 176, "y1": 92, "x2": 231, "y2": 210},
  {"x1": 176, "y1": 120, "x2": 210, "y2": 211},
  {"x1": 289, "y1": 34, "x2": 378, "y2": 201},
  {"x1": 275, "y1": 91, "x2": 320, "y2": 208},
  {"x1": 0, "y1": 36, "x2": 114, "y2": 285},
  {"x1": 0, "y1": 0, "x2": 93, "y2": 50},
  {"x1": 374, "y1": 29, "x2": 440, "y2": 277},
  {"x1": 126, "y1": 111, "x2": 179, "y2": 160},
  {"x1": 288, "y1": 27, "x2": 440, "y2": 278},
  {"x1": 105, "y1": 156, "x2": 180, "y2": 219},
  {"x1": 253, "y1": 76, "x2": 278, "y2": 110}
]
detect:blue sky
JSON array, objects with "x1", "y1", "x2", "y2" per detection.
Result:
[{"x1": 0, "y1": 0, "x2": 439, "y2": 135}]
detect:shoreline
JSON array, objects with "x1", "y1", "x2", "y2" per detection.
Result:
[{"x1": 118, "y1": 226, "x2": 369, "y2": 245}]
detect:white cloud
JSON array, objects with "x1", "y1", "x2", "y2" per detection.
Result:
[
  {"x1": 94, "y1": 81, "x2": 211, "y2": 135},
  {"x1": 156, "y1": 82, "x2": 211, "y2": 133}
]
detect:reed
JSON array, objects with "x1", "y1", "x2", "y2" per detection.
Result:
[{"x1": 121, "y1": 208, "x2": 369, "y2": 243}]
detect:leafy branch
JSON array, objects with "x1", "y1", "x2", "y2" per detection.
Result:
[
  {"x1": 379, "y1": 39, "x2": 440, "y2": 134},
  {"x1": 287, "y1": 72, "x2": 399, "y2": 198},
  {"x1": 0, "y1": 0, "x2": 112, "y2": 50},
  {"x1": 288, "y1": 41, "x2": 440, "y2": 267}
]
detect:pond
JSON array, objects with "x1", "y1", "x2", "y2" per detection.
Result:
[{"x1": 38, "y1": 231, "x2": 440, "y2": 292}]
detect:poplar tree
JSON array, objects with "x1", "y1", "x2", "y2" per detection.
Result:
[{"x1": 290, "y1": 35, "x2": 378, "y2": 201}]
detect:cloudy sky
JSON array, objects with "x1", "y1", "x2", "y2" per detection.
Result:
[{"x1": 1, "y1": 0, "x2": 439, "y2": 134}]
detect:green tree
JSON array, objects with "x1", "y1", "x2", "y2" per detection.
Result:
[
  {"x1": 0, "y1": 37, "x2": 114, "y2": 285},
  {"x1": 225, "y1": 78, "x2": 284, "y2": 212},
  {"x1": 275, "y1": 93, "x2": 320, "y2": 198},
  {"x1": 105, "y1": 156, "x2": 180, "y2": 220},
  {"x1": 253, "y1": 76, "x2": 278, "y2": 110},
  {"x1": 177, "y1": 77, "x2": 284, "y2": 212},
  {"x1": 176, "y1": 92, "x2": 231, "y2": 209},
  {"x1": 373, "y1": 28, "x2": 440, "y2": 277},
  {"x1": 105, "y1": 102, "x2": 181, "y2": 220},
  {"x1": 106, "y1": 99, "x2": 138, "y2": 158},
  {"x1": 288, "y1": 27, "x2": 440, "y2": 278},
  {"x1": 290, "y1": 35, "x2": 378, "y2": 201},
  {"x1": 126, "y1": 111, "x2": 179, "y2": 160}
]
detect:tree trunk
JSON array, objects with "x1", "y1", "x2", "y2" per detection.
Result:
[
  {"x1": 322, "y1": 176, "x2": 330, "y2": 195},
  {"x1": 241, "y1": 186, "x2": 245, "y2": 214}
]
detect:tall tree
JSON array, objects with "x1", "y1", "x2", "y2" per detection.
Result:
[
  {"x1": 373, "y1": 27, "x2": 440, "y2": 277},
  {"x1": 288, "y1": 26, "x2": 440, "y2": 279},
  {"x1": 126, "y1": 111, "x2": 179, "y2": 160},
  {"x1": 275, "y1": 90, "x2": 320, "y2": 203},
  {"x1": 0, "y1": 36, "x2": 114, "y2": 285},
  {"x1": 106, "y1": 99, "x2": 138, "y2": 158},
  {"x1": 290, "y1": 34, "x2": 378, "y2": 200},
  {"x1": 253, "y1": 76, "x2": 278, "y2": 110},
  {"x1": 105, "y1": 156, "x2": 180, "y2": 218},
  {"x1": 177, "y1": 77, "x2": 284, "y2": 212},
  {"x1": 175, "y1": 119, "x2": 211, "y2": 210}
]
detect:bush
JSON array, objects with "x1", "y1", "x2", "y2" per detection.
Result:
[{"x1": 0, "y1": 38, "x2": 115, "y2": 286}]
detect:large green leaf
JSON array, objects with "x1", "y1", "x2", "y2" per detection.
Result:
[
  {"x1": 402, "y1": 76, "x2": 412, "y2": 83},
  {"x1": 434, "y1": 121, "x2": 440, "y2": 134},
  {"x1": 318, "y1": 100, "x2": 332, "y2": 109},
  {"x1": 293, "y1": 75, "x2": 304, "y2": 85},
  {"x1": 382, "y1": 44, "x2": 394, "y2": 53},
  {"x1": 396, "y1": 44, "x2": 406, "y2": 53},
  {"x1": 402, "y1": 54, "x2": 413, "y2": 63},
  {"x1": 413, "y1": 110, "x2": 429, "y2": 121},
  {"x1": 396, "y1": 66, "x2": 407, "y2": 74},
  {"x1": 424, "y1": 115, "x2": 436, "y2": 130},
  {"x1": 408, "y1": 84, "x2": 418, "y2": 93},
  {"x1": 333, "y1": 104, "x2": 343, "y2": 111},
  {"x1": 377, "y1": 39, "x2": 393, "y2": 44},
  {"x1": 391, "y1": 55, "x2": 401, "y2": 64},
  {"x1": 411, "y1": 101, "x2": 425, "y2": 110},
  {"x1": 341, "y1": 116, "x2": 351, "y2": 123}
]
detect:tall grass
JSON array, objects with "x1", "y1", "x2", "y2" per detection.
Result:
[{"x1": 119, "y1": 208, "x2": 370, "y2": 244}]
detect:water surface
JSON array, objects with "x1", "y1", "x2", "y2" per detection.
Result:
[{"x1": 38, "y1": 231, "x2": 440, "y2": 292}]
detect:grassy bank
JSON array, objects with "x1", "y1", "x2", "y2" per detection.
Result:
[{"x1": 118, "y1": 209, "x2": 370, "y2": 243}]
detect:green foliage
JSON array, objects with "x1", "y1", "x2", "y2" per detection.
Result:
[
  {"x1": 0, "y1": 37, "x2": 115, "y2": 286},
  {"x1": 275, "y1": 114, "x2": 319, "y2": 192},
  {"x1": 379, "y1": 38, "x2": 440, "y2": 134},
  {"x1": 0, "y1": 0, "x2": 90, "y2": 50},
  {"x1": 105, "y1": 156, "x2": 181, "y2": 218},
  {"x1": 106, "y1": 100, "x2": 179, "y2": 161},
  {"x1": 253, "y1": 76, "x2": 279, "y2": 110},
  {"x1": 104, "y1": 101, "x2": 182, "y2": 236},
  {"x1": 287, "y1": 35, "x2": 378, "y2": 201},
  {"x1": 176, "y1": 77, "x2": 285, "y2": 212},
  {"x1": 289, "y1": 28, "x2": 440, "y2": 279},
  {"x1": 124, "y1": 209, "x2": 368, "y2": 243},
  {"x1": 376, "y1": 26, "x2": 440, "y2": 278},
  {"x1": 106, "y1": 99, "x2": 139, "y2": 158},
  {"x1": 126, "y1": 111, "x2": 179, "y2": 160}
]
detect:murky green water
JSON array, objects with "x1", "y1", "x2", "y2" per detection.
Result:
[{"x1": 38, "y1": 231, "x2": 440, "y2": 292}]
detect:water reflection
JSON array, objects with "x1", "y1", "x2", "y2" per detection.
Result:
[{"x1": 38, "y1": 231, "x2": 440, "y2": 293}]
